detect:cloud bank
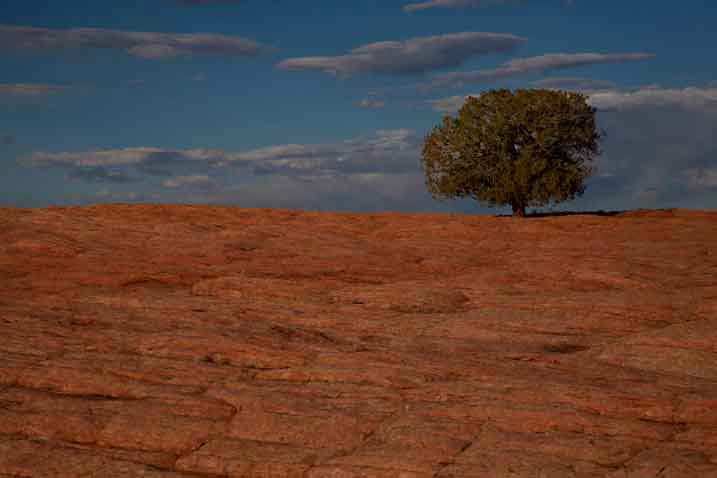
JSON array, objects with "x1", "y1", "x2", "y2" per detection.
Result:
[
  {"x1": 18, "y1": 130, "x2": 446, "y2": 212},
  {"x1": 423, "y1": 85, "x2": 717, "y2": 210},
  {"x1": 424, "y1": 52, "x2": 654, "y2": 89},
  {"x1": 18, "y1": 130, "x2": 422, "y2": 184},
  {"x1": 589, "y1": 86, "x2": 717, "y2": 112},
  {"x1": 427, "y1": 85, "x2": 717, "y2": 114},
  {"x1": 19, "y1": 85, "x2": 717, "y2": 212},
  {"x1": 592, "y1": 86, "x2": 717, "y2": 209},
  {"x1": 0, "y1": 24, "x2": 268, "y2": 59},
  {"x1": 277, "y1": 32, "x2": 526, "y2": 77}
]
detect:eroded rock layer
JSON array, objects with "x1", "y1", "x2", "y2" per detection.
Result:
[{"x1": 1, "y1": 205, "x2": 716, "y2": 477}]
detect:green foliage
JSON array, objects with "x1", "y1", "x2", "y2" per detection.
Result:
[{"x1": 421, "y1": 88, "x2": 603, "y2": 216}]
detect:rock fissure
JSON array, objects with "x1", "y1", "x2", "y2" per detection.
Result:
[{"x1": 433, "y1": 439, "x2": 474, "y2": 477}]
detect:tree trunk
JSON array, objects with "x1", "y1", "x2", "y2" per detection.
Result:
[{"x1": 512, "y1": 203, "x2": 526, "y2": 217}]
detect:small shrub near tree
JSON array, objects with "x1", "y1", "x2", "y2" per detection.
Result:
[{"x1": 421, "y1": 88, "x2": 604, "y2": 217}]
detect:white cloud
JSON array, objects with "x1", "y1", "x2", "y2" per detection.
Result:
[
  {"x1": 404, "y1": 0, "x2": 574, "y2": 11},
  {"x1": 358, "y1": 98, "x2": 386, "y2": 109},
  {"x1": 427, "y1": 85, "x2": 717, "y2": 114},
  {"x1": 162, "y1": 175, "x2": 213, "y2": 188},
  {"x1": 0, "y1": 83, "x2": 67, "y2": 97},
  {"x1": 68, "y1": 167, "x2": 135, "y2": 183},
  {"x1": 683, "y1": 168, "x2": 717, "y2": 190},
  {"x1": 18, "y1": 130, "x2": 422, "y2": 184},
  {"x1": 0, "y1": 24, "x2": 268, "y2": 59},
  {"x1": 175, "y1": 0, "x2": 242, "y2": 5},
  {"x1": 424, "y1": 52, "x2": 654, "y2": 89},
  {"x1": 404, "y1": 0, "x2": 521, "y2": 12},
  {"x1": 532, "y1": 77, "x2": 615, "y2": 91},
  {"x1": 234, "y1": 129, "x2": 420, "y2": 176},
  {"x1": 96, "y1": 189, "x2": 140, "y2": 201},
  {"x1": 588, "y1": 86, "x2": 717, "y2": 111},
  {"x1": 19, "y1": 147, "x2": 235, "y2": 168},
  {"x1": 277, "y1": 32, "x2": 526, "y2": 77}
]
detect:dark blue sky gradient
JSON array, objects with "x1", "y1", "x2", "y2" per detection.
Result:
[{"x1": 1, "y1": 0, "x2": 715, "y2": 212}]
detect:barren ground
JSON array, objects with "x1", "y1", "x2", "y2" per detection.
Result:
[{"x1": 1, "y1": 204, "x2": 716, "y2": 477}]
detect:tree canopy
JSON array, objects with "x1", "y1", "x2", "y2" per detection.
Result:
[{"x1": 421, "y1": 88, "x2": 603, "y2": 217}]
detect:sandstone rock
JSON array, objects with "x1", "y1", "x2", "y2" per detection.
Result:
[{"x1": 1, "y1": 205, "x2": 716, "y2": 477}]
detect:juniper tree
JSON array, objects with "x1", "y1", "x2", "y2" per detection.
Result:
[{"x1": 421, "y1": 89, "x2": 603, "y2": 217}]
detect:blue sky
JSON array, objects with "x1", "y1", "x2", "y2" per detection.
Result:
[{"x1": 1, "y1": 0, "x2": 716, "y2": 213}]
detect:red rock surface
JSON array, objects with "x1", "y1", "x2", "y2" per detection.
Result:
[{"x1": 1, "y1": 204, "x2": 716, "y2": 477}]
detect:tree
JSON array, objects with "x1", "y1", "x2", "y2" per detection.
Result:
[{"x1": 421, "y1": 88, "x2": 603, "y2": 217}]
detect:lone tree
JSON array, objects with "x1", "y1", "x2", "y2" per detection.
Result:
[{"x1": 421, "y1": 88, "x2": 603, "y2": 217}]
